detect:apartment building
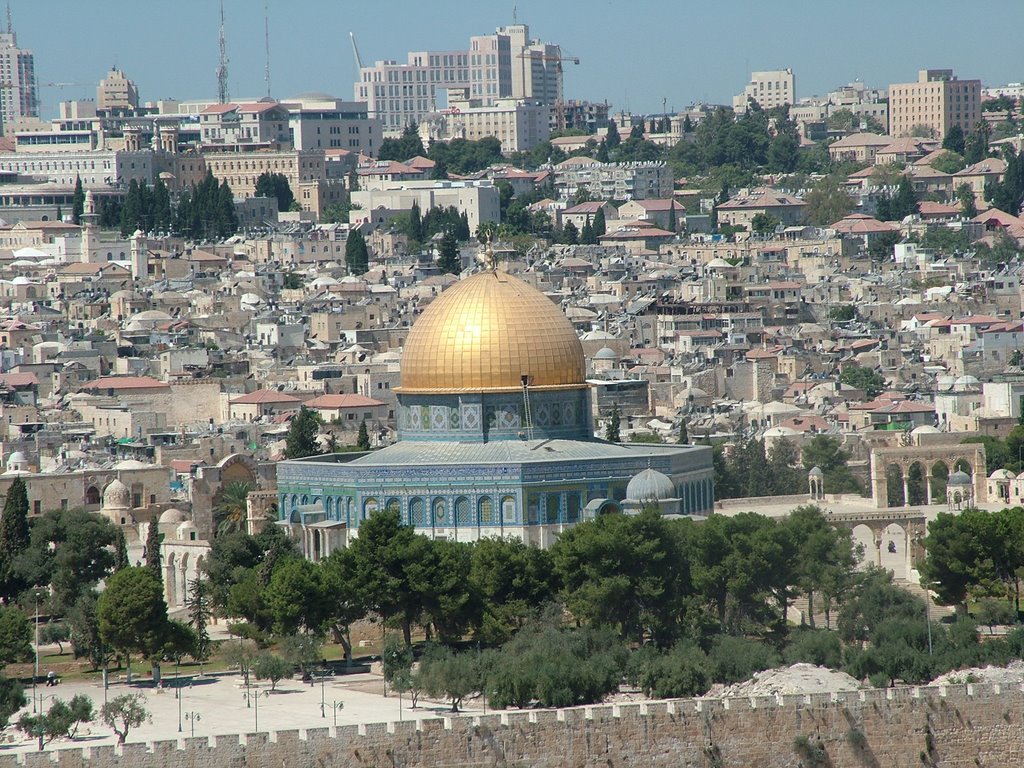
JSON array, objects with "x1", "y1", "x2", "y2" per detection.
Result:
[
  {"x1": 282, "y1": 96, "x2": 381, "y2": 155},
  {"x1": 552, "y1": 157, "x2": 673, "y2": 201},
  {"x1": 888, "y1": 69, "x2": 981, "y2": 139},
  {"x1": 350, "y1": 179, "x2": 500, "y2": 233},
  {"x1": 425, "y1": 96, "x2": 550, "y2": 152},
  {"x1": 733, "y1": 69, "x2": 795, "y2": 112},
  {"x1": 0, "y1": 30, "x2": 37, "y2": 129},
  {"x1": 199, "y1": 101, "x2": 291, "y2": 148},
  {"x1": 354, "y1": 23, "x2": 563, "y2": 134},
  {"x1": 97, "y1": 68, "x2": 140, "y2": 115}
]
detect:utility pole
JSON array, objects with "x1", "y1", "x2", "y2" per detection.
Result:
[
  {"x1": 216, "y1": 0, "x2": 229, "y2": 104},
  {"x1": 263, "y1": 0, "x2": 271, "y2": 98}
]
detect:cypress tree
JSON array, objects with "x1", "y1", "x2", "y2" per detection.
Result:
[
  {"x1": 593, "y1": 207, "x2": 606, "y2": 237},
  {"x1": 144, "y1": 522, "x2": 161, "y2": 578},
  {"x1": 580, "y1": 219, "x2": 596, "y2": 245},
  {"x1": 605, "y1": 120, "x2": 620, "y2": 149},
  {"x1": 0, "y1": 477, "x2": 30, "y2": 601},
  {"x1": 71, "y1": 175, "x2": 85, "y2": 225},
  {"x1": 678, "y1": 419, "x2": 689, "y2": 445},
  {"x1": 357, "y1": 421, "x2": 371, "y2": 451},
  {"x1": 345, "y1": 229, "x2": 370, "y2": 275},
  {"x1": 113, "y1": 528, "x2": 129, "y2": 572},
  {"x1": 668, "y1": 202, "x2": 678, "y2": 233},
  {"x1": 605, "y1": 404, "x2": 621, "y2": 442},
  {"x1": 437, "y1": 228, "x2": 462, "y2": 275}
]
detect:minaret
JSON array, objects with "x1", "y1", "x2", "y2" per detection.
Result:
[
  {"x1": 80, "y1": 190, "x2": 98, "y2": 263},
  {"x1": 216, "y1": 0, "x2": 229, "y2": 104},
  {"x1": 130, "y1": 229, "x2": 148, "y2": 281}
]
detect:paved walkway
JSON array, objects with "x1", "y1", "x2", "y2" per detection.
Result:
[{"x1": 0, "y1": 671, "x2": 477, "y2": 756}]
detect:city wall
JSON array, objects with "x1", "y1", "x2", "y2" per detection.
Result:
[{"x1": 2, "y1": 682, "x2": 1024, "y2": 767}]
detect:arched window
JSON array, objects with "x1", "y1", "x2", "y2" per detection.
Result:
[
  {"x1": 410, "y1": 497, "x2": 426, "y2": 526},
  {"x1": 455, "y1": 496, "x2": 472, "y2": 526},
  {"x1": 433, "y1": 498, "x2": 447, "y2": 524},
  {"x1": 363, "y1": 497, "x2": 378, "y2": 519},
  {"x1": 566, "y1": 493, "x2": 580, "y2": 523},
  {"x1": 386, "y1": 497, "x2": 401, "y2": 517},
  {"x1": 501, "y1": 496, "x2": 517, "y2": 524},
  {"x1": 478, "y1": 496, "x2": 495, "y2": 524},
  {"x1": 545, "y1": 495, "x2": 560, "y2": 524}
]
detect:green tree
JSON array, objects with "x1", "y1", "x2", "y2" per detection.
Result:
[
  {"x1": 750, "y1": 212, "x2": 781, "y2": 235},
  {"x1": 319, "y1": 549, "x2": 367, "y2": 663},
  {"x1": 347, "y1": 510, "x2": 423, "y2": 646},
  {"x1": 986, "y1": 147, "x2": 1024, "y2": 216},
  {"x1": 356, "y1": 421, "x2": 371, "y2": 451},
  {"x1": 436, "y1": 228, "x2": 462, "y2": 275},
  {"x1": 605, "y1": 403, "x2": 621, "y2": 442},
  {"x1": 99, "y1": 693, "x2": 150, "y2": 745},
  {"x1": 955, "y1": 183, "x2": 979, "y2": 218},
  {"x1": 552, "y1": 509, "x2": 690, "y2": 645},
  {"x1": 839, "y1": 365, "x2": 886, "y2": 398},
  {"x1": 67, "y1": 592, "x2": 110, "y2": 669},
  {"x1": 942, "y1": 125, "x2": 966, "y2": 154},
  {"x1": 39, "y1": 622, "x2": 69, "y2": 655},
  {"x1": 381, "y1": 633, "x2": 413, "y2": 697},
  {"x1": 803, "y1": 175, "x2": 854, "y2": 225},
  {"x1": 185, "y1": 579, "x2": 212, "y2": 664},
  {"x1": 279, "y1": 634, "x2": 322, "y2": 680},
  {"x1": 592, "y1": 207, "x2": 606, "y2": 237},
  {"x1": 344, "y1": 228, "x2": 369, "y2": 275},
  {"x1": 253, "y1": 652, "x2": 292, "y2": 691},
  {"x1": 604, "y1": 120, "x2": 620, "y2": 149},
  {"x1": 930, "y1": 150, "x2": 966, "y2": 174},
  {"x1": 678, "y1": 419, "x2": 688, "y2": 445},
  {"x1": 579, "y1": 219, "x2": 597, "y2": 244},
  {"x1": 144, "y1": 522, "x2": 161, "y2": 577},
  {"x1": 71, "y1": 176, "x2": 85, "y2": 225},
  {"x1": 17, "y1": 694, "x2": 93, "y2": 749},
  {"x1": 630, "y1": 641, "x2": 710, "y2": 698},
  {"x1": 418, "y1": 645, "x2": 481, "y2": 712},
  {"x1": 869, "y1": 230, "x2": 902, "y2": 261},
  {"x1": 14, "y1": 508, "x2": 118, "y2": 614},
  {"x1": 0, "y1": 477, "x2": 30, "y2": 601},
  {"x1": 963, "y1": 120, "x2": 991, "y2": 164},
  {"x1": 0, "y1": 606, "x2": 32, "y2": 665},
  {"x1": 214, "y1": 481, "x2": 253, "y2": 536},
  {"x1": 890, "y1": 175, "x2": 919, "y2": 219},
  {"x1": 112, "y1": 528, "x2": 129, "y2": 572},
  {"x1": 468, "y1": 538, "x2": 558, "y2": 645},
  {"x1": 96, "y1": 567, "x2": 169, "y2": 679},
  {"x1": 285, "y1": 407, "x2": 322, "y2": 459},
  {"x1": 265, "y1": 557, "x2": 328, "y2": 635},
  {"x1": 254, "y1": 172, "x2": 294, "y2": 211},
  {"x1": 377, "y1": 122, "x2": 425, "y2": 162},
  {"x1": 561, "y1": 220, "x2": 579, "y2": 245}
]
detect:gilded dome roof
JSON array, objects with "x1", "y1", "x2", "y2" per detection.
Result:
[{"x1": 398, "y1": 270, "x2": 586, "y2": 394}]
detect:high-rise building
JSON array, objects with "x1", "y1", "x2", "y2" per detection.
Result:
[
  {"x1": 0, "y1": 29, "x2": 38, "y2": 130},
  {"x1": 354, "y1": 23, "x2": 563, "y2": 136},
  {"x1": 733, "y1": 69, "x2": 795, "y2": 112},
  {"x1": 888, "y1": 69, "x2": 981, "y2": 140},
  {"x1": 97, "y1": 68, "x2": 140, "y2": 115}
]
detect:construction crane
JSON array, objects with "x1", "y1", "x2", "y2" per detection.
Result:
[
  {"x1": 515, "y1": 50, "x2": 579, "y2": 132},
  {"x1": 349, "y1": 32, "x2": 364, "y2": 73}
]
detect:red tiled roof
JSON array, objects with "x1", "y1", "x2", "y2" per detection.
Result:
[
  {"x1": 305, "y1": 394, "x2": 386, "y2": 409},
  {"x1": 79, "y1": 376, "x2": 170, "y2": 392},
  {"x1": 230, "y1": 389, "x2": 301, "y2": 405}
]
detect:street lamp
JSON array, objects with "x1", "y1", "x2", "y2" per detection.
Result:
[
  {"x1": 332, "y1": 700, "x2": 344, "y2": 728},
  {"x1": 243, "y1": 689, "x2": 269, "y2": 733},
  {"x1": 184, "y1": 711, "x2": 201, "y2": 738}
]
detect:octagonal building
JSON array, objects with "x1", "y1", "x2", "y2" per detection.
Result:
[{"x1": 276, "y1": 269, "x2": 714, "y2": 557}]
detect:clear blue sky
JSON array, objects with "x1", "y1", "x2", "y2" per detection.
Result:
[{"x1": 13, "y1": 0, "x2": 1024, "y2": 117}]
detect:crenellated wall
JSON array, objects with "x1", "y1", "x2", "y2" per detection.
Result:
[{"x1": 3, "y1": 683, "x2": 1024, "y2": 767}]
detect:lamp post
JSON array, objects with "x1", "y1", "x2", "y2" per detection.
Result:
[
  {"x1": 332, "y1": 700, "x2": 344, "y2": 728},
  {"x1": 184, "y1": 711, "x2": 201, "y2": 738},
  {"x1": 244, "y1": 689, "x2": 267, "y2": 733},
  {"x1": 32, "y1": 592, "x2": 39, "y2": 713},
  {"x1": 320, "y1": 667, "x2": 326, "y2": 718}
]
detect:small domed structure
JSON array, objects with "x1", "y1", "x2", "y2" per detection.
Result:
[
  {"x1": 102, "y1": 479, "x2": 131, "y2": 510},
  {"x1": 947, "y1": 469, "x2": 973, "y2": 510},
  {"x1": 624, "y1": 467, "x2": 681, "y2": 515},
  {"x1": 5, "y1": 451, "x2": 28, "y2": 474},
  {"x1": 159, "y1": 508, "x2": 189, "y2": 525},
  {"x1": 948, "y1": 470, "x2": 971, "y2": 486}
]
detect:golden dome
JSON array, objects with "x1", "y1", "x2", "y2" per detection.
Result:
[{"x1": 398, "y1": 270, "x2": 586, "y2": 394}]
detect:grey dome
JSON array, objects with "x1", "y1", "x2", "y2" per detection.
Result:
[
  {"x1": 947, "y1": 470, "x2": 971, "y2": 486},
  {"x1": 626, "y1": 468, "x2": 676, "y2": 502},
  {"x1": 808, "y1": 466, "x2": 824, "y2": 477}
]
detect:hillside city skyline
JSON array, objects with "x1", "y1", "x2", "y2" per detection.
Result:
[{"x1": 9, "y1": 0, "x2": 1024, "y2": 115}]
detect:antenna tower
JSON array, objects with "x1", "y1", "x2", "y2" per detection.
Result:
[
  {"x1": 264, "y1": 0, "x2": 271, "y2": 97},
  {"x1": 5, "y1": 1, "x2": 11, "y2": 35},
  {"x1": 216, "y1": 0, "x2": 229, "y2": 103}
]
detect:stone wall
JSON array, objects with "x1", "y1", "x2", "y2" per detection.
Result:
[{"x1": 3, "y1": 683, "x2": 1024, "y2": 767}]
